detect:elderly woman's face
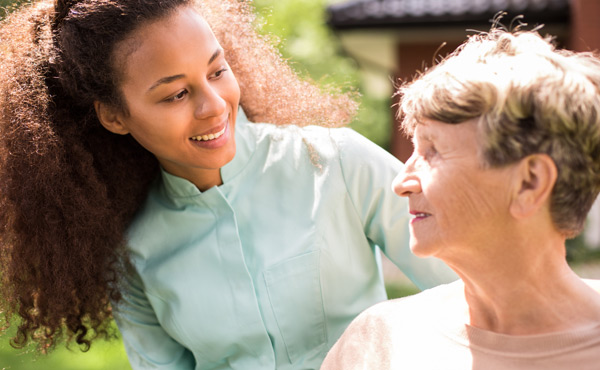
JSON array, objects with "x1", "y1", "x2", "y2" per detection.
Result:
[{"x1": 393, "y1": 119, "x2": 515, "y2": 259}]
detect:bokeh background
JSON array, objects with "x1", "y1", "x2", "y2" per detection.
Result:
[{"x1": 1, "y1": 0, "x2": 599, "y2": 368}]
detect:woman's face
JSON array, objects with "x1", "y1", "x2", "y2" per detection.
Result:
[
  {"x1": 108, "y1": 6, "x2": 240, "y2": 188},
  {"x1": 393, "y1": 119, "x2": 515, "y2": 259}
]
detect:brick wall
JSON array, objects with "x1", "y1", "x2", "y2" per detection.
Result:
[
  {"x1": 391, "y1": 42, "x2": 460, "y2": 162},
  {"x1": 569, "y1": 0, "x2": 600, "y2": 52}
]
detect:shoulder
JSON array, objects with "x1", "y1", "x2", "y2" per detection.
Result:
[
  {"x1": 583, "y1": 278, "x2": 600, "y2": 294},
  {"x1": 323, "y1": 283, "x2": 459, "y2": 369},
  {"x1": 328, "y1": 126, "x2": 401, "y2": 167},
  {"x1": 321, "y1": 300, "x2": 395, "y2": 370},
  {"x1": 245, "y1": 121, "x2": 371, "y2": 172},
  {"x1": 363, "y1": 282, "x2": 455, "y2": 325},
  {"x1": 332, "y1": 282, "x2": 461, "y2": 344},
  {"x1": 327, "y1": 127, "x2": 404, "y2": 183},
  {"x1": 247, "y1": 120, "x2": 391, "y2": 158},
  {"x1": 247, "y1": 121, "x2": 336, "y2": 152}
]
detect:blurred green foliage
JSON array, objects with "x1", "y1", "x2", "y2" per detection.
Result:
[
  {"x1": 0, "y1": 0, "x2": 394, "y2": 368},
  {"x1": 0, "y1": 0, "x2": 26, "y2": 17},
  {"x1": 385, "y1": 283, "x2": 420, "y2": 300},
  {"x1": 0, "y1": 319, "x2": 131, "y2": 369},
  {"x1": 567, "y1": 234, "x2": 600, "y2": 264},
  {"x1": 252, "y1": 0, "x2": 392, "y2": 149},
  {"x1": 0, "y1": 0, "x2": 598, "y2": 367},
  {"x1": 0, "y1": 0, "x2": 393, "y2": 149}
]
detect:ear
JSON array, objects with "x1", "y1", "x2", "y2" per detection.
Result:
[
  {"x1": 509, "y1": 154, "x2": 557, "y2": 220},
  {"x1": 94, "y1": 101, "x2": 130, "y2": 135}
]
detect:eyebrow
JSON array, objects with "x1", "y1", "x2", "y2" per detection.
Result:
[
  {"x1": 208, "y1": 48, "x2": 223, "y2": 65},
  {"x1": 413, "y1": 128, "x2": 434, "y2": 143},
  {"x1": 147, "y1": 48, "x2": 224, "y2": 92},
  {"x1": 147, "y1": 74, "x2": 185, "y2": 92}
]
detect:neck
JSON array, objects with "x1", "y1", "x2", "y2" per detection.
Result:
[
  {"x1": 444, "y1": 230, "x2": 600, "y2": 335},
  {"x1": 163, "y1": 165, "x2": 223, "y2": 192},
  {"x1": 191, "y1": 169, "x2": 223, "y2": 192}
]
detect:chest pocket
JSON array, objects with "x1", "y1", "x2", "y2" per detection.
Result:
[{"x1": 264, "y1": 250, "x2": 327, "y2": 363}]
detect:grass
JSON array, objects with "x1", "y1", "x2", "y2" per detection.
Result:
[{"x1": 0, "y1": 321, "x2": 132, "y2": 370}]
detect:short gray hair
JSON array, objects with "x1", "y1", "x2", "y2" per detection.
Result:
[{"x1": 398, "y1": 29, "x2": 600, "y2": 237}]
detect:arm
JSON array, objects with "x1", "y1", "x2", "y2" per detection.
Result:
[
  {"x1": 113, "y1": 269, "x2": 195, "y2": 369},
  {"x1": 336, "y1": 128, "x2": 457, "y2": 290}
]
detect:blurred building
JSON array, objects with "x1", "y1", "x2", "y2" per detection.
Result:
[{"x1": 327, "y1": 0, "x2": 600, "y2": 162}]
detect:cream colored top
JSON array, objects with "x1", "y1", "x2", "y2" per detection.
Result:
[{"x1": 322, "y1": 281, "x2": 600, "y2": 370}]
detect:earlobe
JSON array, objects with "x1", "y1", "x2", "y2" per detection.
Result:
[
  {"x1": 509, "y1": 154, "x2": 557, "y2": 219},
  {"x1": 94, "y1": 101, "x2": 130, "y2": 135}
]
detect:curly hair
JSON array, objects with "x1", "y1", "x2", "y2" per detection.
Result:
[
  {"x1": 398, "y1": 29, "x2": 600, "y2": 238},
  {"x1": 0, "y1": 0, "x2": 358, "y2": 351}
]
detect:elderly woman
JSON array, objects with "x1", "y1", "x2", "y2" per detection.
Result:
[{"x1": 321, "y1": 29, "x2": 600, "y2": 369}]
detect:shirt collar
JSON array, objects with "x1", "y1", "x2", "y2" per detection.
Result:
[{"x1": 159, "y1": 107, "x2": 256, "y2": 198}]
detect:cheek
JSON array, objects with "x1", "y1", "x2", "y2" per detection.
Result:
[
  {"x1": 223, "y1": 73, "x2": 241, "y2": 106},
  {"x1": 127, "y1": 114, "x2": 159, "y2": 137},
  {"x1": 123, "y1": 113, "x2": 176, "y2": 153},
  {"x1": 444, "y1": 174, "x2": 509, "y2": 232},
  {"x1": 428, "y1": 172, "x2": 501, "y2": 227}
]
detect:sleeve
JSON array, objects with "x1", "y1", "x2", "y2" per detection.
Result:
[
  {"x1": 335, "y1": 128, "x2": 458, "y2": 290},
  {"x1": 113, "y1": 269, "x2": 196, "y2": 369}
]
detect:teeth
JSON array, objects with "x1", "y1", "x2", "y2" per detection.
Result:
[
  {"x1": 191, "y1": 126, "x2": 226, "y2": 142},
  {"x1": 415, "y1": 213, "x2": 429, "y2": 217}
]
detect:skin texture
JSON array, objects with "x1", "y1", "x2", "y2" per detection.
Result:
[
  {"x1": 398, "y1": 30, "x2": 600, "y2": 237},
  {"x1": 393, "y1": 118, "x2": 600, "y2": 335},
  {"x1": 392, "y1": 119, "x2": 515, "y2": 260},
  {"x1": 97, "y1": 8, "x2": 240, "y2": 191}
]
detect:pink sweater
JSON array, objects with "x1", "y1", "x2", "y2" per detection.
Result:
[{"x1": 322, "y1": 281, "x2": 600, "y2": 370}]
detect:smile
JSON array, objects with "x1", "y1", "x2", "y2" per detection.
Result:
[
  {"x1": 409, "y1": 211, "x2": 432, "y2": 222},
  {"x1": 190, "y1": 125, "x2": 227, "y2": 142}
]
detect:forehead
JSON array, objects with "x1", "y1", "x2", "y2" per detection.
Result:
[
  {"x1": 414, "y1": 119, "x2": 478, "y2": 140},
  {"x1": 114, "y1": 7, "x2": 218, "y2": 82},
  {"x1": 131, "y1": 6, "x2": 212, "y2": 42}
]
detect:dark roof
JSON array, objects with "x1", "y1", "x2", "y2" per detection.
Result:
[{"x1": 327, "y1": 0, "x2": 570, "y2": 30}]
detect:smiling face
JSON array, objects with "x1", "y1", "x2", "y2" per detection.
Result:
[
  {"x1": 97, "y1": 6, "x2": 240, "y2": 190},
  {"x1": 393, "y1": 119, "x2": 516, "y2": 259}
]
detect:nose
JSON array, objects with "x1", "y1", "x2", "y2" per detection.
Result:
[
  {"x1": 194, "y1": 85, "x2": 226, "y2": 120},
  {"x1": 392, "y1": 155, "x2": 421, "y2": 197}
]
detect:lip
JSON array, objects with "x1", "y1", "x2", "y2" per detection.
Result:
[
  {"x1": 189, "y1": 116, "x2": 231, "y2": 149},
  {"x1": 409, "y1": 210, "x2": 431, "y2": 224},
  {"x1": 190, "y1": 116, "x2": 228, "y2": 138}
]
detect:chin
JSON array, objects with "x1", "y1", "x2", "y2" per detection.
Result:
[{"x1": 409, "y1": 239, "x2": 437, "y2": 258}]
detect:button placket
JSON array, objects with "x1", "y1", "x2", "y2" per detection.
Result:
[{"x1": 209, "y1": 188, "x2": 276, "y2": 367}]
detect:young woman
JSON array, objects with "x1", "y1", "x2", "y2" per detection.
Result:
[{"x1": 0, "y1": 0, "x2": 455, "y2": 368}]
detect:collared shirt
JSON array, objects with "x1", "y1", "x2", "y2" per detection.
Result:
[{"x1": 113, "y1": 110, "x2": 457, "y2": 369}]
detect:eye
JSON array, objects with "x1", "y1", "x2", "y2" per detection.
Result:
[
  {"x1": 210, "y1": 68, "x2": 228, "y2": 80},
  {"x1": 413, "y1": 140, "x2": 437, "y2": 164},
  {"x1": 165, "y1": 89, "x2": 188, "y2": 103},
  {"x1": 424, "y1": 145, "x2": 438, "y2": 160}
]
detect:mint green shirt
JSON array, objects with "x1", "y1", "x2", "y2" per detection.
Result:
[{"x1": 114, "y1": 111, "x2": 456, "y2": 369}]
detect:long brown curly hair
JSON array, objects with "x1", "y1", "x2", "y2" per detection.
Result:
[{"x1": 0, "y1": 0, "x2": 357, "y2": 351}]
